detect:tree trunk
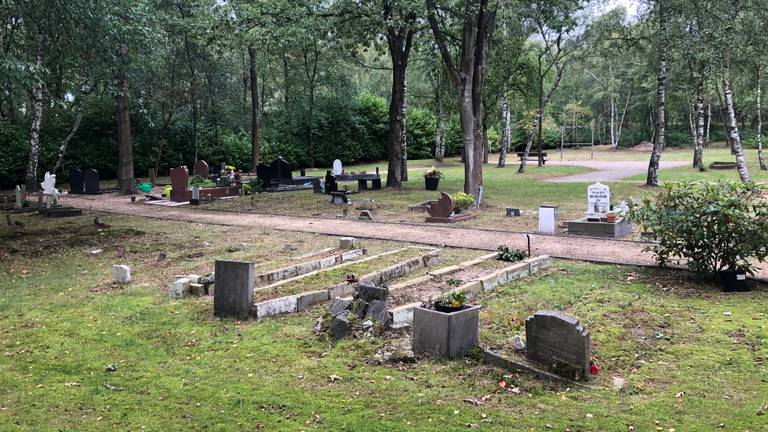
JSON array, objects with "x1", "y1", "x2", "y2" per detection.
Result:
[
  {"x1": 482, "y1": 102, "x2": 489, "y2": 164},
  {"x1": 248, "y1": 45, "x2": 261, "y2": 171},
  {"x1": 757, "y1": 64, "x2": 766, "y2": 170},
  {"x1": 400, "y1": 69, "x2": 409, "y2": 181},
  {"x1": 645, "y1": 0, "x2": 668, "y2": 186},
  {"x1": 705, "y1": 103, "x2": 711, "y2": 146},
  {"x1": 610, "y1": 96, "x2": 617, "y2": 149},
  {"x1": 183, "y1": 35, "x2": 198, "y2": 163},
  {"x1": 723, "y1": 49, "x2": 751, "y2": 183},
  {"x1": 24, "y1": 32, "x2": 44, "y2": 192},
  {"x1": 434, "y1": 89, "x2": 444, "y2": 162},
  {"x1": 498, "y1": 95, "x2": 510, "y2": 167},
  {"x1": 536, "y1": 75, "x2": 545, "y2": 167},
  {"x1": 52, "y1": 74, "x2": 91, "y2": 174},
  {"x1": 386, "y1": 60, "x2": 406, "y2": 187},
  {"x1": 116, "y1": 52, "x2": 135, "y2": 195},
  {"x1": 518, "y1": 63, "x2": 564, "y2": 174},
  {"x1": 693, "y1": 89, "x2": 705, "y2": 170}
]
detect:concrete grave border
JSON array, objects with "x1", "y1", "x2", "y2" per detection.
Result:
[
  {"x1": 389, "y1": 255, "x2": 550, "y2": 326},
  {"x1": 253, "y1": 246, "x2": 442, "y2": 319},
  {"x1": 255, "y1": 248, "x2": 366, "y2": 285}
]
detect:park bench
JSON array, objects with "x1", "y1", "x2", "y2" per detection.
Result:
[{"x1": 516, "y1": 152, "x2": 548, "y2": 165}]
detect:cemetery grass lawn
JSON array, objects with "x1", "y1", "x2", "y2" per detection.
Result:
[{"x1": 2, "y1": 216, "x2": 767, "y2": 430}]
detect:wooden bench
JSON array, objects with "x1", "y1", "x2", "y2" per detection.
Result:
[{"x1": 516, "y1": 152, "x2": 548, "y2": 165}]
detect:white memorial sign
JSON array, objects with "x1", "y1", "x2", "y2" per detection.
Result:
[
  {"x1": 538, "y1": 207, "x2": 555, "y2": 234},
  {"x1": 332, "y1": 159, "x2": 343, "y2": 176},
  {"x1": 587, "y1": 182, "x2": 610, "y2": 214}
]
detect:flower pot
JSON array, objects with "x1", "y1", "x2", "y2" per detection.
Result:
[
  {"x1": 719, "y1": 270, "x2": 749, "y2": 292},
  {"x1": 412, "y1": 305, "x2": 480, "y2": 358},
  {"x1": 606, "y1": 212, "x2": 616, "y2": 223},
  {"x1": 425, "y1": 177, "x2": 440, "y2": 191},
  {"x1": 433, "y1": 302, "x2": 466, "y2": 313}
]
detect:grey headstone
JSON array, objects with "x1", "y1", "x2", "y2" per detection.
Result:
[
  {"x1": 213, "y1": 260, "x2": 254, "y2": 320},
  {"x1": 354, "y1": 284, "x2": 388, "y2": 303},
  {"x1": 329, "y1": 298, "x2": 352, "y2": 316},
  {"x1": 330, "y1": 313, "x2": 351, "y2": 340},
  {"x1": 358, "y1": 210, "x2": 373, "y2": 221},
  {"x1": 525, "y1": 310, "x2": 591, "y2": 380},
  {"x1": 366, "y1": 300, "x2": 391, "y2": 327},
  {"x1": 112, "y1": 265, "x2": 131, "y2": 284},
  {"x1": 506, "y1": 208, "x2": 521, "y2": 217}
]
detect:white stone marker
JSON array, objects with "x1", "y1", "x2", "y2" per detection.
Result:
[
  {"x1": 112, "y1": 265, "x2": 132, "y2": 284},
  {"x1": 15, "y1": 186, "x2": 22, "y2": 208},
  {"x1": 538, "y1": 207, "x2": 555, "y2": 234},
  {"x1": 332, "y1": 159, "x2": 343, "y2": 176},
  {"x1": 587, "y1": 182, "x2": 610, "y2": 214}
]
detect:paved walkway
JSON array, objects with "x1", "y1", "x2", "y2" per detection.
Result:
[
  {"x1": 545, "y1": 160, "x2": 689, "y2": 183},
  {"x1": 61, "y1": 194, "x2": 768, "y2": 280}
]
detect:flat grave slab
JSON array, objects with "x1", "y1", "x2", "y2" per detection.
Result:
[{"x1": 567, "y1": 217, "x2": 633, "y2": 239}]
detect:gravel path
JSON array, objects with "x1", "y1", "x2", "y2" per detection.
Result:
[
  {"x1": 62, "y1": 193, "x2": 768, "y2": 280},
  {"x1": 545, "y1": 160, "x2": 689, "y2": 183}
]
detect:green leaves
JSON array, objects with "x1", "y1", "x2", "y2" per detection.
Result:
[{"x1": 628, "y1": 180, "x2": 768, "y2": 275}]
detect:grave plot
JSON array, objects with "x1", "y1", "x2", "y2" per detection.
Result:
[
  {"x1": 387, "y1": 254, "x2": 550, "y2": 326},
  {"x1": 253, "y1": 248, "x2": 366, "y2": 286},
  {"x1": 252, "y1": 246, "x2": 442, "y2": 319}
]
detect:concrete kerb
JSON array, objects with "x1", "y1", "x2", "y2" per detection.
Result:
[
  {"x1": 254, "y1": 248, "x2": 366, "y2": 285},
  {"x1": 254, "y1": 247, "x2": 442, "y2": 319},
  {"x1": 389, "y1": 255, "x2": 551, "y2": 326}
]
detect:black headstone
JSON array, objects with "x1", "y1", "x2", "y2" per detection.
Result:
[
  {"x1": 269, "y1": 157, "x2": 293, "y2": 181},
  {"x1": 69, "y1": 168, "x2": 84, "y2": 194},
  {"x1": 213, "y1": 260, "x2": 254, "y2": 320},
  {"x1": 325, "y1": 170, "x2": 338, "y2": 194},
  {"x1": 84, "y1": 169, "x2": 100, "y2": 195},
  {"x1": 256, "y1": 164, "x2": 272, "y2": 188}
]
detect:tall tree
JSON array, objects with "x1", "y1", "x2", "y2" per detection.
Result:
[
  {"x1": 426, "y1": 0, "x2": 496, "y2": 196},
  {"x1": 645, "y1": 0, "x2": 669, "y2": 186}
]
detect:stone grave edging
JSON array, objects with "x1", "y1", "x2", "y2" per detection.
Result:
[
  {"x1": 253, "y1": 247, "x2": 443, "y2": 319},
  {"x1": 389, "y1": 255, "x2": 551, "y2": 326},
  {"x1": 255, "y1": 248, "x2": 366, "y2": 285}
]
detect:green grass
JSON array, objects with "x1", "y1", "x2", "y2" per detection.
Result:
[{"x1": 1, "y1": 215, "x2": 767, "y2": 430}]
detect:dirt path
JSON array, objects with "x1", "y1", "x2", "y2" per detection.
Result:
[
  {"x1": 545, "y1": 160, "x2": 689, "y2": 183},
  {"x1": 61, "y1": 193, "x2": 768, "y2": 280}
]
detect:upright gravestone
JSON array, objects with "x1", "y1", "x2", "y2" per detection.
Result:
[
  {"x1": 270, "y1": 157, "x2": 293, "y2": 181},
  {"x1": 538, "y1": 206, "x2": 555, "y2": 234},
  {"x1": 170, "y1": 166, "x2": 189, "y2": 202},
  {"x1": 256, "y1": 164, "x2": 272, "y2": 188},
  {"x1": 426, "y1": 192, "x2": 454, "y2": 219},
  {"x1": 84, "y1": 169, "x2": 100, "y2": 195},
  {"x1": 15, "y1": 186, "x2": 22, "y2": 208},
  {"x1": 332, "y1": 159, "x2": 343, "y2": 176},
  {"x1": 69, "y1": 168, "x2": 84, "y2": 194},
  {"x1": 525, "y1": 310, "x2": 591, "y2": 380},
  {"x1": 213, "y1": 260, "x2": 254, "y2": 320},
  {"x1": 194, "y1": 160, "x2": 209, "y2": 177},
  {"x1": 40, "y1": 172, "x2": 59, "y2": 208},
  {"x1": 587, "y1": 182, "x2": 610, "y2": 215},
  {"x1": 325, "y1": 170, "x2": 338, "y2": 194}
]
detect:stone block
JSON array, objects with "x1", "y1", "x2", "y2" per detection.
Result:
[
  {"x1": 391, "y1": 303, "x2": 419, "y2": 326},
  {"x1": 296, "y1": 290, "x2": 330, "y2": 311},
  {"x1": 339, "y1": 237, "x2": 358, "y2": 250},
  {"x1": 358, "y1": 210, "x2": 373, "y2": 221},
  {"x1": 255, "y1": 295, "x2": 297, "y2": 319},
  {"x1": 189, "y1": 283, "x2": 205, "y2": 296},
  {"x1": 354, "y1": 284, "x2": 388, "y2": 302},
  {"x1": 169, "y1": 278, "x2": 190, "y2": 299},
  {"x1": 429, "y1": 265, "x2": 461, "y2": 278},
  {"x1": 506, "y1": 208, "x2": 521, "y2": 217},
  {"x1": 366, "y1": 299, "x2": 391, "y2": 327},
  {"x1": 351, "y1": 299, "x2": 369, "y2": 318},
  {"x1": 329, "y1": 283, "x2": 355, "y2": 299},
  {"x1": 188, "y1": 274, "x2": 202, "y2": 284},
  {"x1": 329, "y1": 298, "x2": 353, "y2": 316},
  {"x1": 213, "y1": 260, "x2": 254, "y2": 320},
  {"x1": 525, "y1": 310, "x2": 591, "y2": 380},
  {"x1": 330, "y1": 313, "x2": 351, "y2": 340},
  {"x1": 341, "y1": 248, "x2": 365, "y2": 261},
  {"x1": 412, "y1": 305, "x2": 480, "y2": 359},
  {"x1": 112, "y1": 265, "x2": 131, "y2": 284}
]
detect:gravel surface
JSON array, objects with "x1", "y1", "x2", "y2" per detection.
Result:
[{"x1": 545, "y1": 160, "x2": 689, "y2": 183}]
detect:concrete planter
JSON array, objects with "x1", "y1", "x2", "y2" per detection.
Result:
[{"x1": 412, "y1": 305, "x2": 480, "y2": 359}]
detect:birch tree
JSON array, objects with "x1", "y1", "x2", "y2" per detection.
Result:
[{"x1": 645, "y1": 0, "x2": 669, "y2": 186}]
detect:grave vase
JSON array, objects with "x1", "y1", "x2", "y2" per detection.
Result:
[{"x1": 425, "y1": 176, "x2": 440, "y2": 191}]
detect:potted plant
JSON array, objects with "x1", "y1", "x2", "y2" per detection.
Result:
[
  {"x1": 628, "y1": 181, "x2": 768, "y2": 292},
  {"x1": 452, "y1": 192, "x2": 475, "y2": 213},
  {"x1": 412, "y1": 290, "x2": 480, "y2": 358},
  {"x1": 497, "y1": 245, "x2": 527, "y2": 262},
  {"x1": 424, "y1": 169, "x2": 443, "y2": 191}
]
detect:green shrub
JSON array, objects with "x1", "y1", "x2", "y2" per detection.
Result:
[
  {"x1": 189, "y1": 175, "x2": 215, "y2": 188},
  {"x1": 452, "y1": 192, "x2": 475, "y2": 210},
  {"x1": 627, "y1": 181, "x2": 768, "y2": 275},
  {"x1": 497, "y1": 245, "x2": 527, "y2": 262}
]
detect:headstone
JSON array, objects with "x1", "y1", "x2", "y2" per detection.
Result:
[
  {"x1": 366, "y1": 299, "x2": 392, "y2": 327},
  {"x1": 112, "y1": 265, "x2": 131, "y2": 284},
  {"x1": 426, "y1": 192, "x2": 454, "y2": 219},
  {"x1": 270, "y1": 157, "x2": 293, "y2": 180},
  {"x1": 538, "y1": 207, "x2": 555, "y2": 234},
  {"x1": 587, "y1": 182, "x2": 610, "y2": 214},
  {"x1": 256, "y1": 164, "x2": 272, "y2": 188},
  {"x1": 330, "y1": 191, "x2": 348, "y2": 205},
  {"x1": 339, "y1": 237, "x2": 358, "y2": 250},
  {"x1": 40, "y1": 172, "x2": 59, "y2": 207},
  {"x1": 324, "y1": 171, "x2": 338, "y2": 194},
  {"x1": 169, "y1": 278, "x2": 191, "y2": 299},
  {"x1": 84, "y1": 168, "x2": 100, "y2": 194},
  {"x1": 194, "y1": 160, "x2": 210, "y2": 177},
  {"x1": 354, "y1": 284, "x2": 388, "y2": 302},
  {"x1": 213, "y1": 260, "x2": 254, "y2": 320},
  {"x1": 329, "y1": 298, "x2": 352, "y2": 316},
  {"x1": 69, "y1": 168, "x2": 84, "y2": 194},
  {"x1": 14, "y1": 186, "x2": 22, "y2": 208},
  {"x1": 506, "y1": 208, "x2": 521, "y2": 217},
  {"x1": 170, "y1": 166, "x2": 189, "y2": 200},
  {"x1": 358, "y1": 210, "x2": 373, "y2": 221},
  {"x1": 476, "y1": 186, "x2": 484, "y2": 208},
  {"x1": 330, "y1": 313, "x2": 351, "y2": 340},
  {"x1": 525, "y1": 310, "x2": 591, "y2": 380},
  {"x1": 332, "y1": 159, "x2": 343, "y2": 176}
]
